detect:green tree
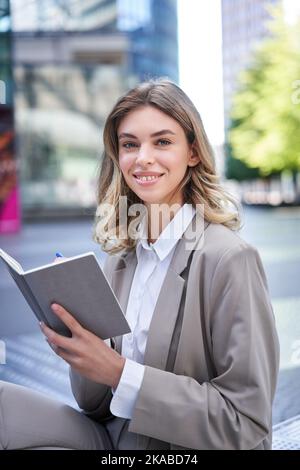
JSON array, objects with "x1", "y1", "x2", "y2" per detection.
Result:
[{"x1": 228, "y1": 6, "x2": 300, "y2": 185}]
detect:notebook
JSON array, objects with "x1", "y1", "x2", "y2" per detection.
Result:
[{"x1": 0, "y1": 249, "x2": 131, "y2": 339}]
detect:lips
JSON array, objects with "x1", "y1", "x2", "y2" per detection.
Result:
[
  {"x1": 133, "y1": 173, "x2": 165, "y2": 186},
  {"x1": 133, "y1": 174, "x2": 163, "y2": 179},
  {"x1": 133, "y1": 172, "x2": 164, "y2": 178}
]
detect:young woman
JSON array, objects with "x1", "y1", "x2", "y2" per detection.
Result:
[{"x1": 0, "y1": 79, "x2": 279, "y2": 450}]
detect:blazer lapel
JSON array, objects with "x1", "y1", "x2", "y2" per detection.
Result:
[
  {"x1": 143, "y1": 212, "x2": 208, "y2": 371},
  {"x1": 111, "y1": 249, "x2": 137, "y2": 354}
]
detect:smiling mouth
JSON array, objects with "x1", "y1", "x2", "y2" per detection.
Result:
[{"x1": 133, "y1": 174, "x2": 164, "y2": 182}]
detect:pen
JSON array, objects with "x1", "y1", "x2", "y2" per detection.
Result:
[{"x1": 55, "y1": 252, "x2": 64, "y2": 258}]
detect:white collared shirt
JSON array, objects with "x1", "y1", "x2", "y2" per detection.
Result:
[{"x1": 110, "y1": 203, "x2": 196, "y2": 419}]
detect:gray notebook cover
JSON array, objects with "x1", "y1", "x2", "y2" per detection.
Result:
[{"x1": 0, "y1": 250, "x2": 131, "y2": 339}]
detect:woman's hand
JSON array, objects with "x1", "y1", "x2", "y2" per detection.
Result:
[{"x1": 40, "y1": 303, "x2": 125, "y2": 389}]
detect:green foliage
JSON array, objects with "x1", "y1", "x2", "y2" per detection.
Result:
[
  {"x1": 228, "y1": 6, "x2": 300, "y2": 177},
  {"x1": 225, "y1": 142, "x2": 260, "y2": 181}
]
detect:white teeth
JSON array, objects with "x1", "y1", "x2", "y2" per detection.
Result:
[{"x1": 136, "y1": 175, "x2": 160, "y2": 181}]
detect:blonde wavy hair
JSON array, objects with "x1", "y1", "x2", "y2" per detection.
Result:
[{"x1": 93, "y1": 78, "x2": 241, "y2": 254}]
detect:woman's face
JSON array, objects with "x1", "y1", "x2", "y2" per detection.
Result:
[{"x1": 117, "y1": 105, "x2": 199, "y2": 206}]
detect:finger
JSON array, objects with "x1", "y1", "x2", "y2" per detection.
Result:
[
  {"x1": 51, "y1": 303, "x2": 83, "y2": 336},
  {"x1": 55, "y1": 347, "x2": 79, "y2": 366},
  {"x1": 45, "y1": 338, "x2": 58, "y2": 354},
  {"x1": 40, "y1": 321, "x2": 73, "y2": 350},
  {"x1": 45, "y1": 338, "x2": 76, "y2": 364},
  {"x1": 46, "y1": 339, "x2": 78, "y2": 366}
]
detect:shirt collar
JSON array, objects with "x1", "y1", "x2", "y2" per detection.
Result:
[{"x1": 136, "y1": 203, "x2": 196, "y2": 262}]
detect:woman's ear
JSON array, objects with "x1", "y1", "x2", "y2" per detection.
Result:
[{"x1": 188, "y1": 145, "x2": 200, "y2": 168}]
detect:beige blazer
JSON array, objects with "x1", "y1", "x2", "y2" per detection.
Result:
[{"x1": 70, "y1": 215, "x2": 280, "y2": 450}]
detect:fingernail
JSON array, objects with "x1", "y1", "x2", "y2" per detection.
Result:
[{"x1": 51, "y1": 304, "x2": 59, "y2": 312}]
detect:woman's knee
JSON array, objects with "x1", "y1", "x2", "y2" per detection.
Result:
[
  {"x1": 0, "y1": 380, "x2": 111, "y2": 450},
  {"x1": 0, "y1": 380, "x2": 13, "y2": 449},
  {"x1": 0, "y1": 380, "x2": 70, "y2": 449}
]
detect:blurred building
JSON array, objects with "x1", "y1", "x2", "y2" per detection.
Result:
[
  {"x1": 221, "y1": 0, "x2": 300, "y2": 204},
  {"x1": 1, "y1": 0, "x2": 178, "y2": 219},
  {"x1": 0, "y1": 0, "x2": 21, "y2": 232},
  {"x1": 221, "y1": 0, "x2": 279, "y2": 132}
]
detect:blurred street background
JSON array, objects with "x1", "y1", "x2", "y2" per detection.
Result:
[{"x1": 1, "y1": 0, "x2": 300, "y2": 450}]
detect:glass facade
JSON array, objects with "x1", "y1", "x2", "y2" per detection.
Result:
[
  {"x1": 222, "y1": 0, "x2": 279, "y2": 131},
  {"x1": 6, "y1": 0, "x2": 178, "y2": 216},
  {"x1": 0, "y1": 0, "x2": 12, "y2": 105},
  {"x1": 118, "y1": 0, "x2": 178, "y2": 81},
  {"x1": 117, "y1": 0, "x2": 151, "y2": 31},
  {"x1": 11, "y1": 0, "x2": 118, "y2": 32},
  {"x1": 129, "y1": 0, "x2": 178, "y2": 81},
  {"x1": 15, "y1": 64, "x2": 130, "y2": 211},
  {"x1": 0, "y1": 0, "x2": 21, "y2": 232}
]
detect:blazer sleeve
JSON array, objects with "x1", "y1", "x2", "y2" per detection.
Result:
[
  {"x1": 69, "y1": 253, "x2": 115, "y2": 421},
  {"x1": 128, "y1": 245, "x2": 280, "y2": 449}
]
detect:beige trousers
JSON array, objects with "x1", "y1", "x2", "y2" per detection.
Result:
[{"x1": 0, "y1": 380, "x2": 115, "y2": 450}]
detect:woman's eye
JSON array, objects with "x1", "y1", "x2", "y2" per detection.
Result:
[
  {"x1": 123, "y1": 142, "x2": 138, "y2": 149},
  {"x1": 122, "y1": 140, "x2": 171, "y2": 149},
  {"x1": 157, "y1": 139, "x2": 171, "y2": 146}
]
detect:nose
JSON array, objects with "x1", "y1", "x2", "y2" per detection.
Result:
[{"x1": 135, "y1": 143, "x2": 155, "y2": 166}]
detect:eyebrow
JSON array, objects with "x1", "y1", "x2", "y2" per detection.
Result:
[{"x1": 118, "y1": 129, "x2": 176, "y2": 140}]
